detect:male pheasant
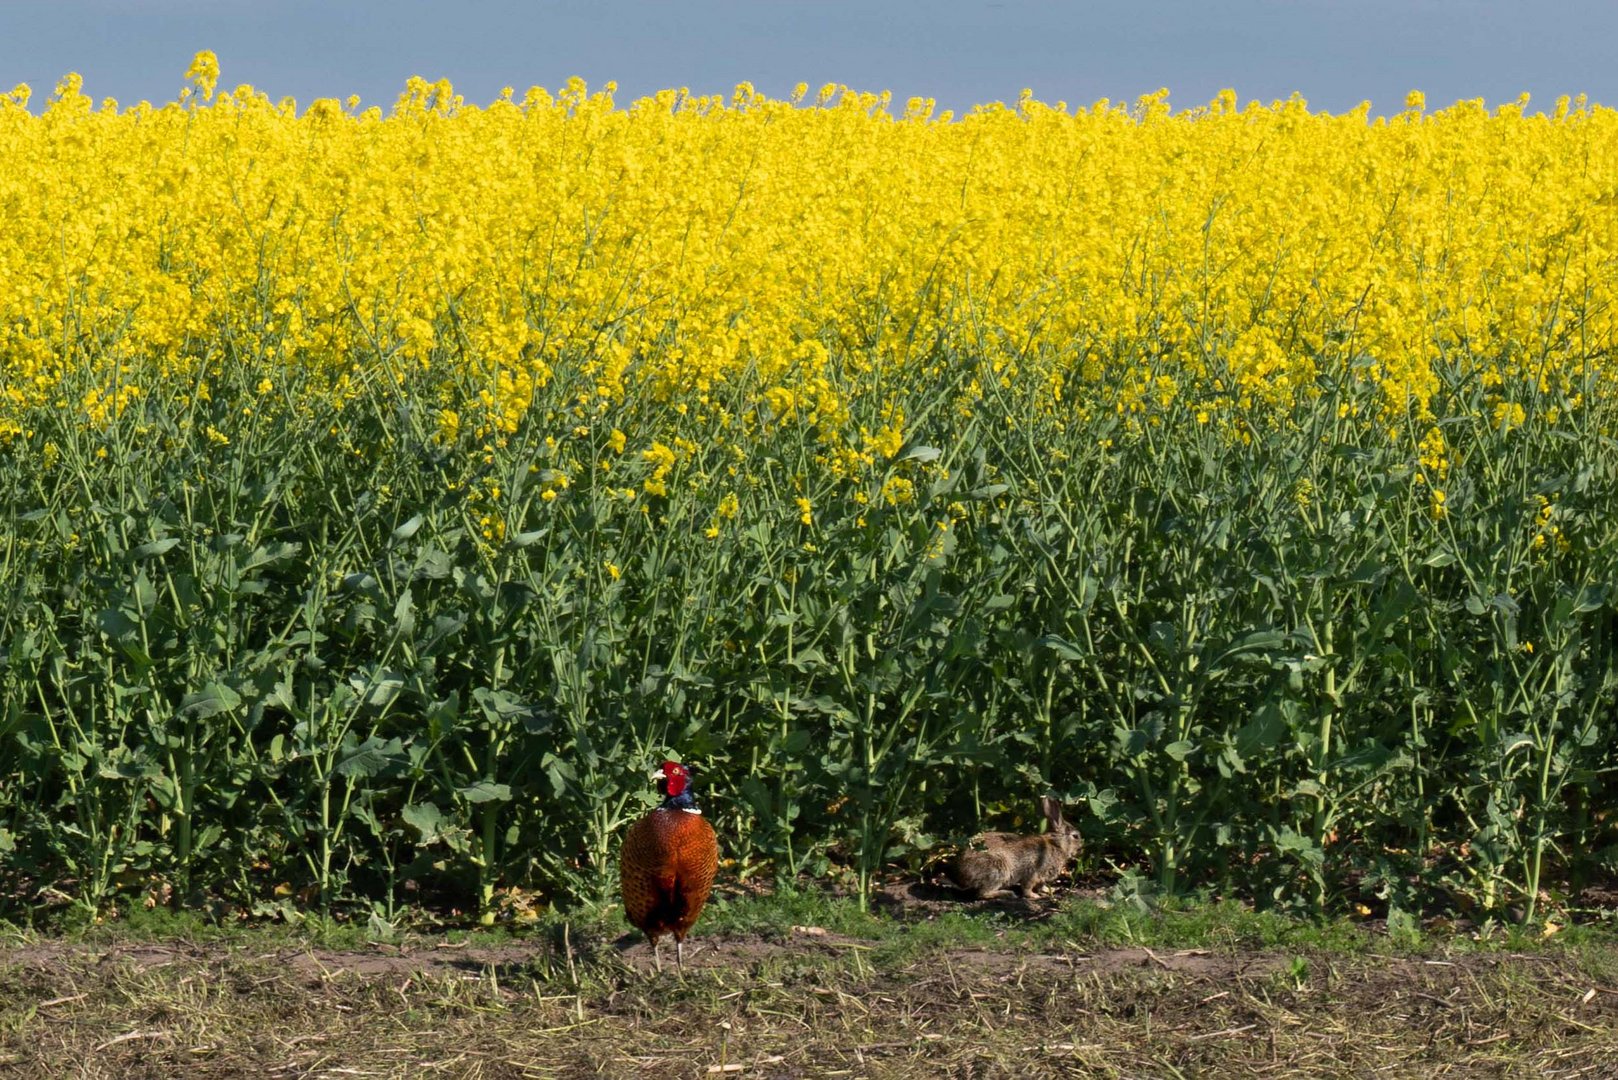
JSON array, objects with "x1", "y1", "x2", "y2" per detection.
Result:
[{"x1": 619, "y1": 760, "x2": 719, "y2": 972}]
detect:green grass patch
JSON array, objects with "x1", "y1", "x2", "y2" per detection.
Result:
[{"x1": 15, "y1": 888, "x2": 1618, "y2": 972}]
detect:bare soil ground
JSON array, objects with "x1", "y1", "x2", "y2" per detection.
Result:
[{"x1": 2, "y1": 892, "x2": 1615, "y2": 1078}]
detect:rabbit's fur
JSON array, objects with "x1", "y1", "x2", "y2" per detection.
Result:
[{"x1": 951, "y1": 796, "x2": 1081, "y2": 899}]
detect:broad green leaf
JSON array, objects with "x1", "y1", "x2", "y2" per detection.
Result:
[
  {"x1": 1163, "y1": 740, "x2": 1195, "y2": 762},
  {"x1": 241, "y1": 542, "x2": 300, "y2": 573},
  {"x1": 181, "y1": 682, "x2": 242, "y2": 718},
  {"x1": 132, "y1": 538, "x2": 181, "y2": 558},
  {"x1": 1572, "y1": 584, "x2": 1608, "y2": 613},
  {"x1": 458, "y1": 781, "x2": 512, "y2": 804},
  {"x1": 349, "y1": 670, "x2": 406, "y2": 710},
  {"x1": 1036, "y1": 634, "x2": 1086, "y2": 661},
  {"x1": 401, "y1": 801, "x2": 445, "y2": 838},
  {"x1": 392, "y1": 588, "x2": 415, "y2": 635},
  {"x1": 96, "y1": 608, "x2": 140, "y2": 640},
  {"x1": 335, "y1": 735, "x2": 407, "y2": 778},
  {"x1": 473, "y1": 687, "x2": 548, "y2": 732}
]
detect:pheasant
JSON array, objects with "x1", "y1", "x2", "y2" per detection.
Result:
[{"x1": 619, "y1": 760, "x2": 718, "y2": 972}]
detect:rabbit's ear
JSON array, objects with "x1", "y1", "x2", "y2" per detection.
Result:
[{"x1": 1040, "y1": 795, "x2": 1063, "y2": 828}]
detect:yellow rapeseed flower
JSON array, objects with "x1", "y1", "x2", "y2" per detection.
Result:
[{"x1": 0, "y1": 57, "x2": 1615, "y2": 483}]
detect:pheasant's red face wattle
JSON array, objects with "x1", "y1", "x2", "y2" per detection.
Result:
[{"x1": 659, "y1": 760, "x2": 690, "y2": 798}]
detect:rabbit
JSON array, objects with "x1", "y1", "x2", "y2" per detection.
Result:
[{"x1": 950, "y1": 796, "x2": 1081, "y2": 899}]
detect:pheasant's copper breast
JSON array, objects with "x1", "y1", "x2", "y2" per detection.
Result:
[{"x1": 619, "y1": 808, "x2": 718, "y2": 942}]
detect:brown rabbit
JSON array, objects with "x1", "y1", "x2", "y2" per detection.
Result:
[{"x1": 950, "y1": 796, "x2": 1081, "y2": 899}]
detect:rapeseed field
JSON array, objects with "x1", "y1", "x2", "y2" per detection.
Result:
[{"x1": 2, "y1": 56, "x2": 1615, "y2": 926}]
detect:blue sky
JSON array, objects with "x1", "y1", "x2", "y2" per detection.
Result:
[{"x1": 2, "y1": 1, "x2": 1614, "y2": 116}]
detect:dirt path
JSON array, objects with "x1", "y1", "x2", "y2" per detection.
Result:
[
  {"x1": 0, "y1": 925, "x2": 1286, "y2": 981},
  {"x1": 2, "y1": 928, "x2": 1615, "y2": 1078}
]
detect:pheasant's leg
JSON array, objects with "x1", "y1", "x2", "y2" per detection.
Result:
[
  {"x1": 676, "y1": 938, "x2": 685, "y2": 973},
  {"x1": 651, "y1": 936, "x2": 663, "y2": 974}
]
